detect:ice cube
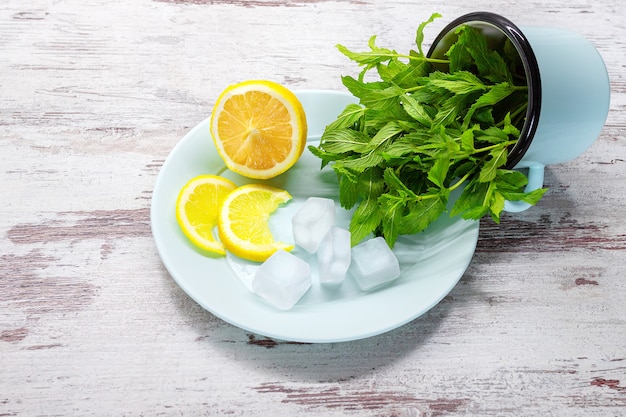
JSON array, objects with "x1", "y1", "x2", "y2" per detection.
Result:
[
  {"x1": 252, "y1": 250, "x2": 312, "y2": 310},
  {"x1": 317, "y1": 226, "x2": 351, "y2": 285},
  {"x1": 350, "y1": 236, "x2": 400, "y2": 291},
  {"x1": 291, "y1": 197, "x2": 336, "y2": 253}
]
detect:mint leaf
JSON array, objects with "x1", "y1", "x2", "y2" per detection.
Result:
[
  {"x1": 459, "y1": 126, "x2": 477, "y2": 154},
  {"x1": 383, "y1": 168, "x2": 412, "y2": 193},
  {"x1": 400, "y1": 195, "x2": 447, "y2": 235},
  {"x1": 415, "y1": 12, "x2": 442, "y2": 56},
  {"x1": 455, "y1": 26, "x2": 513, "y2": 84},
  {"x1": 476, "y1": 126, "x2": 511, "y2": 144},
  {"x1": 368, "y1": 121, "x2": 405, "y2": 148},
  {"x1": 500, "y1": 187, "x2": 548, "y2": 205},
  {"x1": 320, "y1": 129, "x2": 370, "y2": 154},
  {"x1": 478, "y1": 146, "x2": 508, "y2": 183},
  {"x1": 463, "y1": 82, "x2": 516, "y2": 128},
  {"x1": 337, "y1": 168, "x2": 359, "y2": 208},
  {"x1": 428, "y1": 156, "x2": 450, "y2": 188},
  {"x1": 496, "y1": 169, "x2": 528, "y2": 190},
  {"x1": 432, "y1": 93, "x2": 467, "y2": 127},
  {"x1": 341, "y1": 76, "x2": 388, "y2": 101},
  {"x1": 401, "y1": 93, "x2": 432, "y2": 127},
  {"x1": 452, "y1": 180, "x2": 493, "y2": 220},
  {"x1": 428, "y1": 71, "x2": 486, "y2": 95},
  {"x1": 324, "y1": 103, "x2": 366, "y2": 131},
  {"x1": 377, "y1": 59, "x2": 409, "y2": 83},
  {"x1": 381, "y1": 136, "x2": 427, "y2": 160},
  {"x1": 489, "y1": 189, "x2": 506, "y2": 222},
  {"x1": 359, "y1": 84, "x2": 405, "y2": 112},
  {"x1": 337, "y1": 36, "x2": 396, "y2": 66},
  {"x1": 379, "y1": 193, "x2": 405, "y2": 247},
  {"x1": 307, "y1": 144, "x2": 343, "y2": 168},
  {"x1": 349, "y1": 167, "x2": 385, "y2": 244},
  {"x1": 392, "y1": 60, "x2": 431, "y2": 88},
  {"x1": 350, "y1": 197, "x2": 382, "y2": 245},
  {"x1": 337, "y1": 149, "x2": 385, "y2": 173},
  {"x1": 447, "y1": 30, "x2": 473, "y2": 73}
]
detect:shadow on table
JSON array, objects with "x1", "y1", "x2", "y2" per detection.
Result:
[
  {"x1": 162, "y1": 266, "x2": 482, "y2": 382},
  {"x1": 160, "y1": 168, "x2": 569, "y2": 382}
]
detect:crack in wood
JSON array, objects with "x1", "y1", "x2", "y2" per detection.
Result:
[
  {"x1": 254, "y1": 382, "x2": 469, "y2": 414},
  {"x1": 154, "y1": 0, "x2": 368, "y2": 6},
  {"x1": 24, "y1": 343, "x2": 64, "y2": 350},
  {"x1": 477, "y1": 213, "x2": 626, "y2": 253},
  {"x1": 591, "y1": 377, "x2": 626, "y2": 393},
  {"x1": 0, "y1": 250, "x2": 98, "y2": 315},
  {"x1": 247, "y1": 334, "x2": 311, "y2": 348},
  {"x1": 7, "y1": 208, "x2": 151, "y2": 246},
  {"x1": 0, "y1": 328, "x2": 29, "y2": 343}
]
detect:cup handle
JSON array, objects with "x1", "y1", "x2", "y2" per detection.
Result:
[{"x1": 503, "y1": 161, "x2": 545, "y2": 212}]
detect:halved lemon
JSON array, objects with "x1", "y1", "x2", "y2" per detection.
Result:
[
  {"x1": 176, "y1": 175, "x2": 237, "y2": 255},
  {"x1": 217, "y1": 184, "x2": 294, "y2": 262},
  {"x1": 210, "y1": 80, "x2": 307, "y2": 179}
]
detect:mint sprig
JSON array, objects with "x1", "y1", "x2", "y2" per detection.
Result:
[{"x1": 309, "y1": 13, "x2": 547, "y2": 247}]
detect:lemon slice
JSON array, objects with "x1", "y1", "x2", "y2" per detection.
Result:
[
  {"x1": 210, "y1": 80, "x2": 307, "y2": 179},
  {"x1": 176, "y1": 175, "x2": 237, "y2": 255},
  {"x1": 218, "y1": 184, "x2": 294, "y2": 262}
]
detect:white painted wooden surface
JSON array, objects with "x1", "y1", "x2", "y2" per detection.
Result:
[{"x1": 1, "y1": 0, "x2": 625, "y2": 415}]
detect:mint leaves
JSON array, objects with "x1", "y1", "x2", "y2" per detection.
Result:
[{"x1": 309, "y1": 13, "x2": 547, "y2": 247}]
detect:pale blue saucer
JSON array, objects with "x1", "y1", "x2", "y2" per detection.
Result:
[{"x1": 150, "y1": 90, "x2": 479, "y2": 343}]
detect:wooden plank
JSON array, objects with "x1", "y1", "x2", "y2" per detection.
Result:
[{"x1": 1, "y1": 0, "x2": 625, "y2": 416}]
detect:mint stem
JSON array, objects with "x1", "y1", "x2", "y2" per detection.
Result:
[
  {"x1": 448, "y1": 169, "x2": 475, "y2": 192},
  {"x1": 400, "y1": 54, "x2": 449, "y2": 65},
  {"x1": 473, "y1": 140, "x2": 518, "y2": 154}
]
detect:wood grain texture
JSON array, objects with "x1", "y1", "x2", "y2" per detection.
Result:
[{"x1": 1, "y1": 0, "x2": 625, "y2": 416}]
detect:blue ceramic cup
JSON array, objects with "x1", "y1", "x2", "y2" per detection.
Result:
[{"x1": 428, "y1": 12, "x2": 611, "y2": 212}]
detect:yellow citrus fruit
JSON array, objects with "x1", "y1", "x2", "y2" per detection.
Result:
[
  {"x1": 210, "y1": 80, "x2": 307, "y2": 179},
  {"x1": 218, "y1": 184, "x2": 294, "y2": 262},
  {"x1": 176, "y1": 175, "x2": 237, "y2": 255}
]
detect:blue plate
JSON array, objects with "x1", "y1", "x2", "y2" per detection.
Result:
[{"x1": 150, "y1": 90, "x2": 479, "y2": 343}]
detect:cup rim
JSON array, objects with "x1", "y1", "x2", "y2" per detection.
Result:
[{"x1": 426, "y1": 11, "x2": 541, "y2": 169}]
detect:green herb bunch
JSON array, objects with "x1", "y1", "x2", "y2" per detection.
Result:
[{"x1": 309, "y1": 13, "x2": 547, "y2": 247}]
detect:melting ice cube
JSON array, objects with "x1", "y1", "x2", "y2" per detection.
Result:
[
  {"x1": 251, "y1": 250, "x2": 311, "y2": 310},
  {"x1": 350, "y1": 236, "x2": 400, "y2": 291},
  {"x1": 291, "y1": 197, "x2": 336, "y2": 253},
  {"x1": 317, "y1": 226, "x2": 351, "y2": 285}
]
